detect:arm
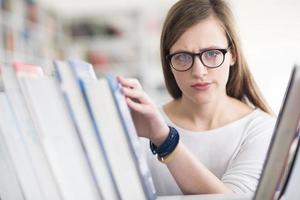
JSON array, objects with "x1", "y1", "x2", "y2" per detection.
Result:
[
  {"x1": 117, "y1": 76, "x2": 233, "y2": 194},
  {"x1": 165, "y1": 141, "x2": 233, "y2": 194},
  {"x1": 221, "y1": 117, "x2": 275, "y2": 193}
]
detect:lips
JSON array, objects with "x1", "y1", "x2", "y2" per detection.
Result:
[{"x1": 191, "y1": 82, "x2": 212, "y2": 91}]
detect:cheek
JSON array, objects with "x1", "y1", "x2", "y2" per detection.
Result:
[
  {"x1": 216, "y1": 54, "x2": 232, "y2": 82},
  {"x1": 215, "y1": 64, "x2": 230, "y2": 86},
  {"x1": 172, "y1": 70, "x2": 188, "y2": 91}
]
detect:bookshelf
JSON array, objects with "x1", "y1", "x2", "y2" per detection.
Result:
[
  {"x1": 63, "y1": 7, "x2": 171, "y2": 104},
  {"x1": 0, "y1": 0, "x2": 67, "y2": 75},
  {"x1": 0, "y1": 2, "x2": 167, "y2": 199},
  {"x1": 64, "y1": 10, "x2": 148, "y2": 76},
  {"x1": 1, "y1": 0, "x2": 171, "y2": 104}
]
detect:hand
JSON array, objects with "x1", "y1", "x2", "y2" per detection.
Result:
[{"x1": 117, "y1": 76, "x2": 169, "y2": 146}]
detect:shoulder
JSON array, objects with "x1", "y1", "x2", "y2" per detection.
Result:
[
  {"x1": 246, "y1": 109, "x2": 276, "y2": 130},
  {"x1": 228, "y1": 97, "x2": 275, "y2": 131},
  {"x1": 242, "y1": 109, "x2": 276, "y2": 144}
]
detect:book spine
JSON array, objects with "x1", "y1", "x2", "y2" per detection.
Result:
[{"x1": 79, "y1": 79, "x2": 122, "y2": 199}]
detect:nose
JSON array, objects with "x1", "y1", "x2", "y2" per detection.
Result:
[{"x1": 191, "y1": 56, "x2": 208, "y2": 78}]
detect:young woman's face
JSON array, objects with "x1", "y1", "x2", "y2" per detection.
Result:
[{"x1": 169, "y1": 16, "x2": 235, "y2": 105}]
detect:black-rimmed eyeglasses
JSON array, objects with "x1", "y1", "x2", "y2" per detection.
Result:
[{"x1": 166, "y1": 46, "x2": 231, "y2": 72}]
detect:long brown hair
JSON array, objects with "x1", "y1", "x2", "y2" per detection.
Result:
[{"x1": 160, "y1": 0, "x2": 273, "y2": 114}]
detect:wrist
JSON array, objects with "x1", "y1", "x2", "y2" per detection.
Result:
[
  {"x1": 149, "y1": 126, "x2": 180, "y2": 159},
  {"x1": 150, "y1": 125, "x2": 169, "y2": 146}
]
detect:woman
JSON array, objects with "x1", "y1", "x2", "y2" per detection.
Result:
[{"x1": 117, "y1": 0, "x2": 276, "y2": 195}]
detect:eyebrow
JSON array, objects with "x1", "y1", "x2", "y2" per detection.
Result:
[{"x1": 170, "y1": 45, "x2": 227, "y2": 54}]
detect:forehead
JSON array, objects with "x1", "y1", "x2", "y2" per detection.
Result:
[{"x1": 170, "y1": 16, "x2": 228, "y2": 53}]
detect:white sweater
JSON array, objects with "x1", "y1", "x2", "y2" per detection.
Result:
[{"x1": 142, "y1": 108, "x2": 276, "y2": 195}]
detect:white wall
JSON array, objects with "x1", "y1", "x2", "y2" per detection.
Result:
[{"x1": 231, "y1": 0, "x2": 300, "y2": 113}]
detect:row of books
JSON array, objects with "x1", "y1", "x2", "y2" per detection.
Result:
[{"x1": 0, "y1": 60, "x2": 157, "y2": 200}]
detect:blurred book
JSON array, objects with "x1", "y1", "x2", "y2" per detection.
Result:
[
  {"x1": 18, "y1": 75, "x2": 101, "y2": 200},
  {"x1": 107, "y1": 75, "x2": 156, "y2": 200},
  {"x1": 13, "y1": 63, "x2": 44, "y2": 77},
  {"x1": 277, "y1": 130, "x2": 300, "y2": 200},
  {"x1": 54, "y1": 59, "x2": 120, "y2": 200},
  {"x1": 0, "y1": 65, "x2": 25, "y2": 200},
  {"x1": 0, "y1": 92, "x2": 28, "y2": 200},
  {"x1": 254, "y1": 65, "x2": 300, "y2": 200},
  {"x1": 0, "y1": 60, "x2": 157, "y2": 200},
  {"x1": 80, "y1": 75, "x2": 156, "y2": 200},
  {"x1": 13, "y1": 63, "x2": 62, "y2": 200},
  {"x1": 1, "y1": 64, "x2": 45, "y2": 200}
]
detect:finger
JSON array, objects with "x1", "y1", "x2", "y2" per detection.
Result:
[
  {"x1": 126, "y1": 97, "x2": 148, "y2": 114},
  {"x1": 122, "y1": 87, "x2": 151, "y2": 104},
  {"x1": 117, "y1": 76, "x2": 142, "y2": 90}
]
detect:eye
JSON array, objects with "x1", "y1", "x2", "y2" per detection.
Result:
[
  {"x1": 172, "y1": 53, "x2": 192, "y2": 62},
  {"x1": 204, "y1": 50, "x2": 221, "y2": 58}
]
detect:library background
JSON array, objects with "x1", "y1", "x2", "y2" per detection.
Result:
[
  {"x1": 0, "y1": 0, "x2": 300, "y2": 200},
  {"x1": 0, "y1": 0, "x2": 299, "y2": 110}
]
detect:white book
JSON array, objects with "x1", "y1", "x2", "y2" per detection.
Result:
[
  {"x1": 68, "y1": 59, "x2": 97, "y2": 80},
  {"x1": 0, "y1": 93, "x2": 25, "y2": 200},
  {"x1": 107, "y1": 75, "x2": 157, "y2": 200},
  {"x1": 54, "y1": 60, "x2": 120, "y2": 200},
  {"x1": 18, "y1": 76, "x2": 101, "y2": 200},
  {"x1": 13, "y1": 63, "x2": 63, "y2": 200},
  {"x1": 0, "y1": 92, "x2": 43, "y2": 200},
  {"x1": 254, "y1": 65, "x2": 300, "y2": 200},
  {"x1": 280, "y1": 134, "x2": 300, "y2": 200},
  {"x1": 81, "y1": 78, "x2": 152, "y2": 200},
  {"x1": 1, "y1": 66, "x2": 56, "y2": 200}
]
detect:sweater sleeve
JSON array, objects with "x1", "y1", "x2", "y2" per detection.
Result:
[{"x1": 221, "y1": 115, "x2": 276, "y2": 193}]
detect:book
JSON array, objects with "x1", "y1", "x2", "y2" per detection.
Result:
[
  {"x1": 80, "y1": 76, "x2": 156, "y2": 200},
  {"x1": 0, "y1": 65, "x2": 25, "y2": 200},
  {"x1": 68, "y1": 59, "x2": 97, "y2": 80},
  {"x1": 0, "y1": 93, "x2": 29, "y2": 200},
  {"x1": 13, "y1": 63, "x2": 63, "y2": 200},
  {"x1": 254, "y1": 64, "x2": 300, "y2": 199},
  {"x1": 54, "y1": 59, "x2": 120, "y2": 200},
  {"x1": 107, "y1": 75, "x2": 157, "y2": 200},
  {"x1": 1, "y1": 64, "x2": 59, "y2": 200},
  {"x1": 13, "y1": 63, "x2": 44, "y2": 77},
  {"x1": 0, "y1": 68, "x2": 44, "y2": 199},
  {"x1": 0, "y1": 67, "x2": 3, "y2": 92},
  {"x1": 1, "y1": 60, "x2": 158, "y2": 199},
  {"x1": 18, "y1": 75, "x2": 101, "y2": 200},
  {"x1": 0, "y1": 122, "x2": 25, "y2": 200},
  {"x1": 279, "y1": 131, "x2": 300, "y2": 199}
]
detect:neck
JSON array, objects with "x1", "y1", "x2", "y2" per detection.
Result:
[{"x1": 178, "y1": 93, "x2": 231, "y2": 130}]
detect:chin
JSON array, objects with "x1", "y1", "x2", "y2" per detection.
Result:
[
  {"x1": 193, "y1": 98, "x2": 212, "y2": 105},
  {"x1": 187, "y1": 93, "x2": 214, "y2": 105}
]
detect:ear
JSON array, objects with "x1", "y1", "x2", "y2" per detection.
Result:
[{"x1": 230, "y1": 47, "x2": 236, "y2": 66}]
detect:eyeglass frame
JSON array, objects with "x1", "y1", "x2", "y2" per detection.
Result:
[{"x1": 166, "y1": 46, "x2": 232, "y2": 72}]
